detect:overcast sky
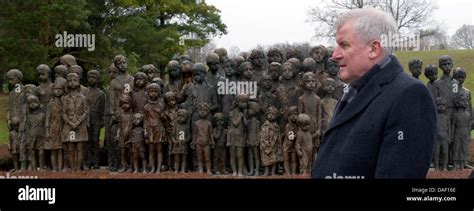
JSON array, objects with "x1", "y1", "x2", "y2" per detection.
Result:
[{"x1": 206, "y1": 0, "x2": 474, "y2": 52}]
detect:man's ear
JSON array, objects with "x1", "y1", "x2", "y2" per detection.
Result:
[{"x1": 368, "y1": 40, "x2": 383, "y2": 59}]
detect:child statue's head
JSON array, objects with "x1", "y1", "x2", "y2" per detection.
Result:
[
  {"x1": 297, "y1": 113, "x2": 311, "y2": 131},
  {"x1": 134, "y1": 72, "x2": 148, "y2": 89},
  {"x1": 267, "y1": 48, "x2": 283, "y2": 64},
  {"x1": 113, "y1": 55, "x2": 128, "y2": 73},
  {"x1": 326, "y1": 58, "x2": 339, "y2": 76},
  {"x1": 192, "y1": 63, "x2": 207, "y2": 83},
  {"x1": 146, "y1": 83, "x2": 161, "y2": 100},
  {"x1": 408, "y1": 58, "x2": 423, "y2": 77},
  {"x1": 249, "y1": 49, "x2": 265, "y2": 68},
  {"x1": 167, "y1": 60, "x2": 181, "y2": 80},
  {"x1": 177, "y1": 109, "x2": 189, "y2": 124},
  {"x1": 52, "y1": 81, "x2": 65, "y2": 98},
  {"x1": 301, "y1": 72, "x2": 317, "y2": 91},
  {"x1": 286, "y1": 106, "x2": 298, "y2": 123},
  {"x1": 267, "y1": 62, "x2": 282, "y2": 82},
  {"x1": 35, "y1": 64, "x2": 51, "y2": 82},
  {"x1": 197, "y1": 103, "x2": 209, "y2": 118},
  {"x1": 140, "y1": 64, "x2": 157, "y2": 82},
  {"x1": 206, "y1": 53, "x2": 220, "y2": 73},
  {"x1": 240, "y1": 62, "x2": 253, "y2": 80},
  {"x1": 424, "y1": 64, "x2": 438, "y2": 83},
  {"x1": 223, "y1": 58, "x2": 237, "y2": 78},
  {"x1": 213, "y1": 112, "x2": 225, "y2": 127},
  {"x1": 119, "y1": 95, "x2": 132, "y2": 111},
  {"x1": 27, "y1": 95, "x2": 40, "y2": 110},
  {"x1": 87, "y1": 70, "x2": 100, "y2": 86},
  {"x1": 310, "y1": 45, "x2": 326, "y2": 63},
  {"x1": 438, "y1": 55, "x2": 453, "y2": 75},
  {"x1": 322, "y1": 78, "x2": 336, "y2": 94},
  {"x1": 163, "y1": 91, "x2": 177, "y2": 108},
  {"x1": 265, "y1": 106, "x2": 279, "y2": 122},
  {"x1": 453, "y1": 67, "x2": 466, "y2": 85},
  {"x1": 133, "y1": 113, "x2": 144, "y2": 126},
  {"x1": 281, "y1": 62, "x2": 294, "y2": 80},
  {"x1": 66, "y1": 73, "x2": 80, "y2": 90},
  {"x1": 6, "y1": 69, "x2": 23, "y2": 86}
]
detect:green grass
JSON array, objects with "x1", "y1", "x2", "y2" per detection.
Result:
[
  {"x1": 0, "y1": 94, "x2": 8, "y2": 144},
  {"x1": 395, "y1": 49, "x2": 474, "y2": 102}
]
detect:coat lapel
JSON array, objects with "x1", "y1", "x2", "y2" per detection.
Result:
[{"x1": 325, "y1": 56, "x2": 403, "y2": 134}]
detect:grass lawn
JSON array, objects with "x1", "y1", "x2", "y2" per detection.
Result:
[{"x1": 0, "y1": 94, "x2": 8, "y2": 144}]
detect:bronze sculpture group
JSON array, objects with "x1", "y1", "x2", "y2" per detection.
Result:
[{"x1": 5, "y1": 48, "x2": 473, "y2": 176}]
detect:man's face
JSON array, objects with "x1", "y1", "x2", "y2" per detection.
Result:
[{"x1": 332, "y1": 22, "x2": 374, "y2": 83}]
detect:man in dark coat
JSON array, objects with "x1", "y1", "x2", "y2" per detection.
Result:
[{"x1": 312, "y1": 8, "x2": 437, "y2": 179}]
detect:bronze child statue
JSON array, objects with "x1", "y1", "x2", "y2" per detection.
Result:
[
  {"x1": 295, "y1": 113, "x2": 313, "y2": 175},
  {"x1": 130, "y1": 113, "x2": 147, "y2": 173},
  {"x1": 191, "y1": 103, "x2": 215, "y2": 175},
  {"x1": 45, "y1": 81, "x2": 66, "y2": 172},
  {"x1": 259, "y1": 106, "x2": 281, "y2": 176}
]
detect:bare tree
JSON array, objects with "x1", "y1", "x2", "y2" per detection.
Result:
[
  {"x1": 450, "y1": 25, "x2": 474, "y2": 50},
  {"x1": 307, "y1": 0, "x2": 438, "y2": 41},
  {"x1": 228, "y1": 45, "x2": 241, "y2": 58},
  {"x1": 186, "y1": 40, "x2": 217, "y2": 63}
]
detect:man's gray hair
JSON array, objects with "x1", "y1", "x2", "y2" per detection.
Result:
[{"x1": 335, "y1": 8, "x2": 398, "y2": 54}]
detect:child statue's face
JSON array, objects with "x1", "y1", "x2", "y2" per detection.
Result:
[
  {"x1": 323, "y1": 80, "x2": 335, "y2": 93},
  {"x1": 148, "y1": 88, "x2": 160, "y2": 100},
  {"x1": 166, "y1": 97, "x2": 176, "y2": 108},
  {"x1": 262, "y1": 76, "x2": 272, "y2": 90},
  {"x1": 27, "y1": 97, "x2": 40, "y2": 110},
  {"x1": 289, "y1": 112, "x2": 298, "y2": 123},
  {"x1": 238, "y1": 99, "x2": 248, "y2": 110},
  {"x1": 133, "y1": 115, "x2": 142, "y2": 126},
  {"x1": 88, "y1": 73, "x2": 99, "y2": 86},
  {"x1": 169, "y1": 65, "x2": 180, "y2": 80},
  {"x1": 145, "y1": 69, "x2": 156, "y2": 81},
  {"x1": 223, "y1": 62, "x2": 235, "y2": 77},
  {"x1": 38, "y1": 69, "x2": 49, "y2": 82},
  {"x1": 52, "y1": 84, "x2": 64, "y2": 97},
  {"x1": 301, "y1": 122, "x2": 310, "y2": 131},
  {"x1": 7, "y1": 75, "x2": 19, "y2": 86},
  {"x1": 67, "y1": 76, "x2": 80, "y2": 90},
  {"x1": 282, "y1": 64, "x2": 293, "y2": 80},
  {"x1": 242, "y1": 64, "x2": 253, "y2": 79},
  {"x1": 409, "y1": 62, "x2": 422, "y2": 76},
  {"x1": 121, "y1": 101, "x2": 131, "y2": 111},
  {"x1": 216, "y1": 118, "x2": 224, "y2": 127},
  {"x1": 311, "y1": 48, "x2": 326, "y2": 63},
  {"x1": 453, "y1": 73, "x2": 466, "y2": 85},
  {"x1": 197, "y1": 106, "x2": 208, "y2": 118},
  {"x1": 266, "y1": 111, "x2": 277, "y2": 122},
  {"x1": 108, "y1": 68, "x2": 118, "y2": 80},
  {"x1": 135, "y1": 76, "x2": 147, "y2": 88},
  {"x1": 252, "y1": 53, "x2": 265, "y2": 67},
  {"x1": 115, "y1": 58, "x2": 128, "y2": 72},
  {"x1": 193, "y1": 71, "x2": 205, "y2": 83},
  {"x1": 303, "y1": 76, "x2": 317, "y2": 90},
  {"x1": 427, "y1": 72, "x2": 437, "y2": 82},
  {"x1": 55, "y1": 69, "x2": 66, "y2": 79},
  {"x1": 439, "y1": 59, "x2": 452, "y2": 74},
  {"x1": 177, "y1": 114, "x2": 187, "y2": 124},
  {"x1": 268, "y1": 66, "x2": 281, "y2": 81},
  {"x1": 268, "y1": 53, "x2": 282, "y2": 64}
]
